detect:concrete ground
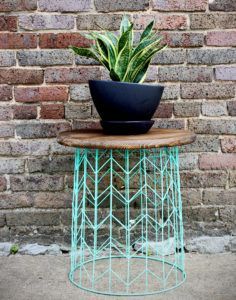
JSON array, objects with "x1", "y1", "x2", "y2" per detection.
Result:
[{"x1": 0, "y1": 253, "x2": 235, "y2": 300}]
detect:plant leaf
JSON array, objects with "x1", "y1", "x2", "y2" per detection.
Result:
[
  {"x1": 115, "y1": 41, "x2": 130, "y2": 80},
  {"x1": 140, "y1": 20, "x2": 155, "y2": 42},
  {"x1": 118, "y1": 23, "x2": 133, "y2": 53},
  {"x1": 110, "y1": 69, "x2": 120, "y2": 81},
  {"x1": 120, "y1": 15, "x2": 131, "y2": 35},
  {"x1": 69, "y1": 46, "x2": 98, "y2": 60}
]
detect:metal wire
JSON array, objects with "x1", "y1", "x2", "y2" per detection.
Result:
[{"x1": 69, "y1": 147, "x2": 186, "y2": 296}]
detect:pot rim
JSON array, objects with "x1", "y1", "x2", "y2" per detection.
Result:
[{"x1": 89, "y1": 79, "x2": 164, "y2": 89}]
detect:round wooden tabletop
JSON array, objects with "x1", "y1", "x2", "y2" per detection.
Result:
[{"x1": 57, "y1": 129, "x2": 196, "y2": 150}]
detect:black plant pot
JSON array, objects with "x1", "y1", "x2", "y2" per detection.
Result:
[{"x1": 89, "y1": 80, "x2": 164, "y2": 135}]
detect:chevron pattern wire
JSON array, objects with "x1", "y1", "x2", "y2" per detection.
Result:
[{"x1": 69, "y1": 147, "x2": 185, "y2": 296}]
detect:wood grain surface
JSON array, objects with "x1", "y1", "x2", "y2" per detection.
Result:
[{"x1": 57, "y1": 129, "x2": 196, "y2": 149}]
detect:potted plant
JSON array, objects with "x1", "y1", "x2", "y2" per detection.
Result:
[{"x1": 70, "y1": 16, "x2": 167, "y2": 134}]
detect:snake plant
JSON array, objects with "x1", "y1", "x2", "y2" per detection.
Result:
[{"x1": 70, "y1": 15, "x2": 167, "y2": 83}]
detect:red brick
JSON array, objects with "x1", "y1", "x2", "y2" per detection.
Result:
[
  {"x1": 0, "y1": 176, "x2": 7, "y2": 192},
  {"x1": 153, "y1": 103, "x2": 173, "y2": 118},
  {"x1": 209, "y1": 0, "x2": 236, "y2": 12},
  {"x1": 45, "y1": 67, "x2": 101, "y2": 83},
  {"x1": 199, "y1": 154, "x2": 236, "y2": 170},
  {"x1": 38, "y1": 0, "x2": 92, "y2": 12},
  {"x1": 15, "y1": 86, "x2": 68, "y2": 103},
  {"x1": 40, "y1": 104, "x2": 64, "y2": 119},
  {"x1": 39, "y1": 33, "x2": 91, "y2": 49},
  {"x1": 0, "y1": 85, "x2": 12, "y2": 101},
  {"x1": 206, "y1": 31, "x2": 236, "y2": 46},
  {"x1": 0, "y1": 33, "x2": 37, "y2": 49},
  {"x1": 221, "y1": 138, "x2": 236, "y2": 153},
  {"x1": 0, "y1": 0, "x2": 37, "y2": 11},
  {"x1": 162, "y1": 32, "x2": 204, "y2": 47},
  {"x1": 0, "y1": 69, "x2": 43, "y2": 85},
  {"x1": 133, "y1": 14, "x2": 187, "y2": 30},
  {"x1": 0, "y1": 16, "x2": 17, "y2": 31},
  {"x1": 13, "y1": 105, "x2": 37, "y2": 120},
  {"x1": 152, "y1": 0, "x2": 207, "y2": 11},
  {"x1": 215, "y1": 67, "x2": 236, "y2": 81}
]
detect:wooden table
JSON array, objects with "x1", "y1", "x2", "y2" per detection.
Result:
[{"x1": 58, "y1": 129, "x2": 196, "y2": 296}]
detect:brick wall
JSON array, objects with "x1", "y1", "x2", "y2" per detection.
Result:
[{"x1": 0, "y1": 0, "x2": 235, "y2": 245}]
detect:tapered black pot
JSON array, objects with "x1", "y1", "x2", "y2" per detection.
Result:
[{"x1": 89, "y1": 80, "x2": 164, "y2": 134}]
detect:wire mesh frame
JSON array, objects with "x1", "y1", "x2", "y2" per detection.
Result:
[{"x1": 69, "y1": 147, "x2": 186, "y2": 296}]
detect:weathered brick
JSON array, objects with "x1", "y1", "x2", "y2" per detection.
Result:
[
  {"x1": 219, "y1": 207, "x2": 236, "y2": 228},
  {"x1": 158, "y1": 67, "x2": 212, "y2": 82},
  {"x1": 0, "y1": 16, "x2": 17, "y2": 31},
  {"x1": 133, "y1": 14, "x2": 187, "y2": 30},
  {"x1": 38, "y1": 0, "x2": 91, "y2": 12},
  {"x1": 45, "y1": 67, "x2": 101, "y2": 83},
  {"x1": 0, "y1": 33, "x2": 37, "y2": 49},
  {"x1": 180, "y1": 135, "x2": 219, "y2": 153},
  {"x1": 16, "y1": 122, "x2": 71, "y2": 139},
  {"x1": 0, "y1": 177, "x2": 7, "y2": 192},
  {"x1": 27, "y1": 156, "x2": 74, "y2": 173},
  {"x1": 187, "y1": 49, "x2": 236, "y2": 65},
  {"x1": 202, "y1": 189, "x2": 236, "y2": 205},
  {"x1": 0, "y1": 212, "x2": 6, "y2": 227},
  {"x1": 209, "y1": 0, "x2": 236, "y2": 11},
  {"x1": 183, "y1": 206, "x2": 220, "y2": 223},
  {"x1": 10, "y1": 140, "x2": 50, "y2": 156},
  {"x1": 229, "y1": 171, "x2": 236, "y2": 187},
  {"x1": 50, "y1": 140, "x2": 74, "y2": 155},
  {"x1": 65, "y1": 104, "x2": 91, "y2": 119},
  {"x1": 161, "y1": 84, "x2": 179, "y2": 100},
  {"x1": 19, "y1": 15, "x2": 74, "y2": 31},
  {"x1": 153, "y1": 119, "x2": 185, "y2": 129},
  {"x1": 0, "y1": 158, "x2": 25, "y2": 174},
  {"x1": 221, "y1": 137, "x2": 236, "y2": 153},
  {"x1": 15, "y1": 86, "x2": 68, "y2": 103},
  {"x1": 144, "y1": 66, "x2": 158, "y2": 82},
  {"x1": 10, "y1": 175, "x2": 64, "y2": 192},
  {"x1": 0, "y1": 125, "x2": 14, "y2": 138},
  {"x1": 70, "y1": 84, "x2": 91, "y2": 101},
  {"x1": 162, "y1": 32, "x2": 204, "y2": 47},
  {"x1": 13, "y1": 105, "x2": 37, "y2": 120},
  {"x1": 181, "y1": 171, "x2": 227, "y2": 188},
  {"x1": 33, "y1": 192, "x2": 71, "y2": 209},
  {"x1": 0, "y1": 85, "x2": 12, "y2": 101},
  {"x1": 0, "y1": 193, "x2": 33, "y2": 209},
  {"x1": 190, "y1": 13, "x2": 236, "y2": 29},
  {"x1": 202, "y1": 101, "x2": 227, "y2": 117},
  {"x1": 72, "y1": 120, "x2": 101, "y2": 130},
  {"x1": 6, "y1": 210, "x2": 61, "y2": 226},
  {"x1": 0, "y1": 0, "x2": 37, "y2": 11},
  {"x1": 39, "y1": 33, "x2": 91, "y2": 49},
  {"x1": 152, "y1": 0, "x2": 207, "y2": 11},
  {"x1": 40, "y1": 104, "x2": 64, "y2": 119},
  {"x1": 181, "y1": 188, "x2": 202, "y2": 206},
  {"x1": 0, "y1": 51, "x2": 15, "y2": 67},
  {"x1": 0, "y1": 141, "x2": 11, "y2": 155},
  {"x1": 75, "y1": 56, "x2": 99, "y2": 66},
  {"x1": 18, "y1": 50, "x2": 73, "y2": 66},
  {"x1": 0, "y1": 106, "x2": 12, "y2": 120},
  {"x1": 181, "y1": 83, "x2": 235, "y2": 99},
  {"x1": 215, "y1": 67, "x2": 236, "y2": 81},
  {"x1": 179, "y1": 153, "x2": 198, "y2": 170},
  {"x1": 95, "y1": 0, "x2": 149, "y2": 12},
  {"x1": 199, "y1": 154, "x2": 236, "y2": 170},
  {"x1": 77, "y1": 14, "x2": 123, "y2": 30},
  {"x1": 174, "y1": 102, "x2": 201, "y2": 117},
  {"x1": 206, "y1": 31, "x2": 236, "y2": 46},
  {"x1": 189, "y1": 119, "x2": 236, "y2": 134},
  {"x1": 153, "y1": 102, "x2": 173, "y2": 118},
  {"x1": 227, "y1": 101, "x2": 236, "y2": 116},
  {"x1": 0, "y1": 69, "x2": 43, "y2": 85},
  {"x1": 152, "y1": 49, "x2": 186, "y2": 65}
]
